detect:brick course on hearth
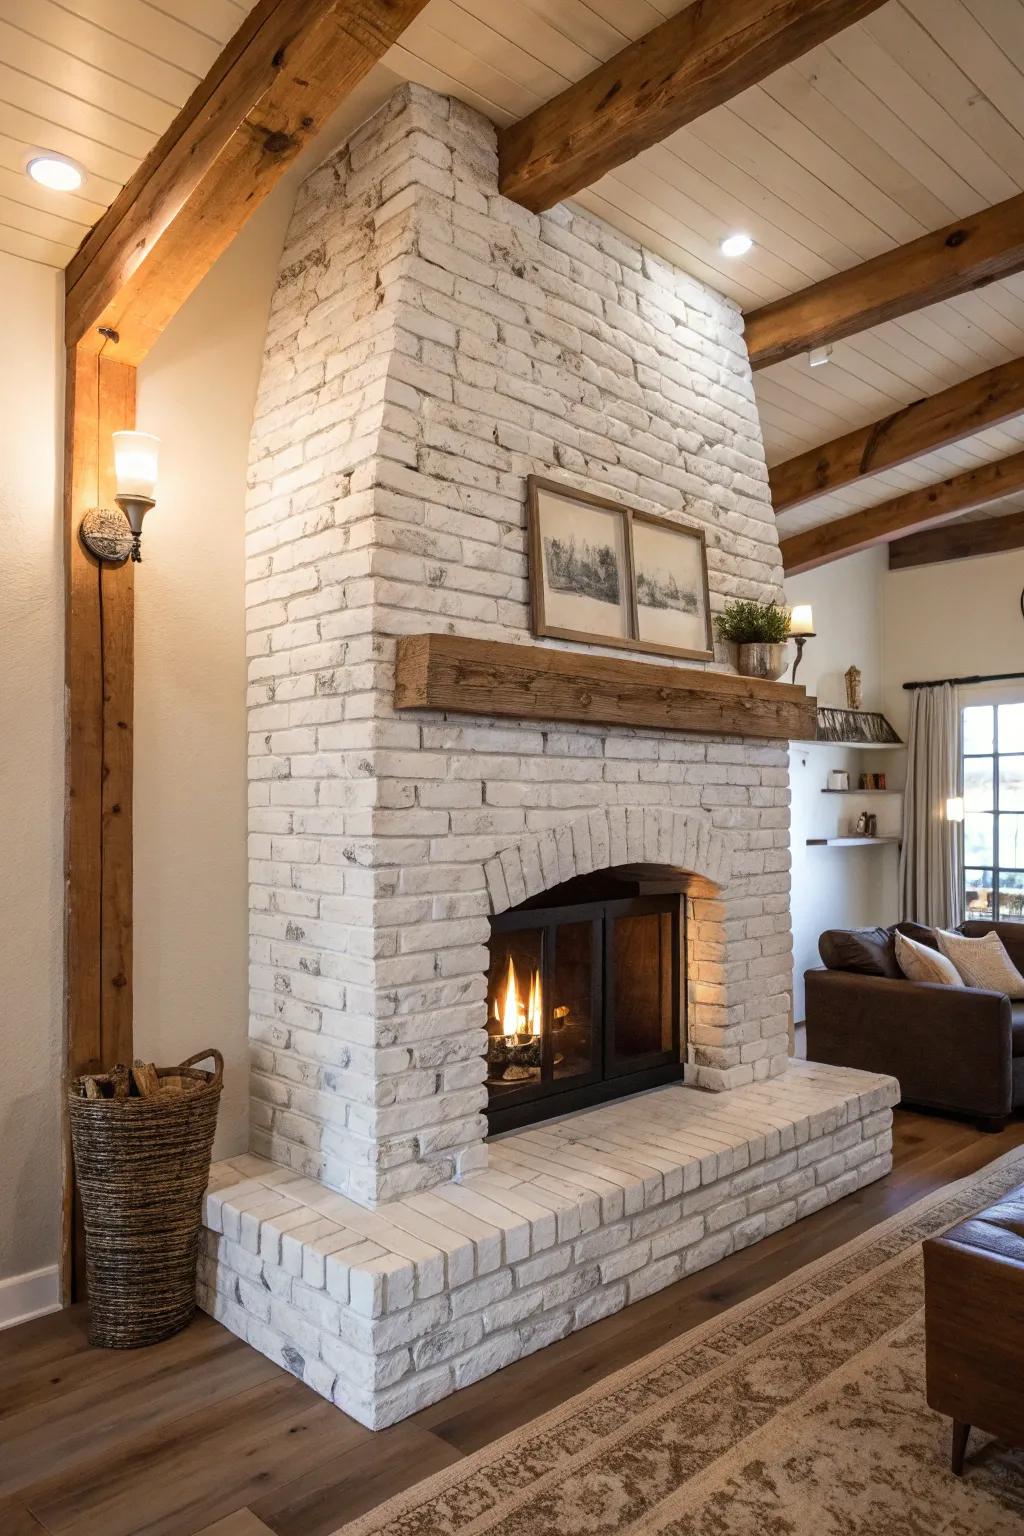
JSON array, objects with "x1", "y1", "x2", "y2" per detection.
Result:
[{"x1": 244, "y1": 83, "x2": 792, "y2": 1210}]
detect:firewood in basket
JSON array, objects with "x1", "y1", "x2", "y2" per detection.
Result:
[
  {"x1": 132, "y1": 1060, "x2": 161, "y2": 1097},
  {"x1": 82, "y1": 1076, "x2": 103, "y2": 1099}
]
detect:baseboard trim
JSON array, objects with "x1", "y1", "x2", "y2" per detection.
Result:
[{"x1": 0, "y1": 1265, "x2": 61, "y2": 1330}]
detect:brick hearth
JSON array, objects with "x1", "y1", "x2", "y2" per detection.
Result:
[{"x1": 200, "y1": 1063, "x2": 898, "y2": 1428}]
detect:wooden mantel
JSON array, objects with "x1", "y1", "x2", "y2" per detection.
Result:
[{"x1": 394, "y1": 634, "x2": 816, "y2": 742}]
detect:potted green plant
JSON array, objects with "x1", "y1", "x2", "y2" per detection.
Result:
[{"x1": 714, "y1": 599, "x2": 792, "y2": 680}]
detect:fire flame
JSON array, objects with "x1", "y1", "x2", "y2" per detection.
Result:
[{"x1": 500, "y1": 954, "x2": 542, "y2": 1038}]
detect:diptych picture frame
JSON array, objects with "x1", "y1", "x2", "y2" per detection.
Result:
[{"x1": 527, "y1": 475, "x2": 713, "y2": 663}]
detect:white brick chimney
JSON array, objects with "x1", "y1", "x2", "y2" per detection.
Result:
[{"x1": 244, "y1": 85, "x2": 793, "y2": 1211}]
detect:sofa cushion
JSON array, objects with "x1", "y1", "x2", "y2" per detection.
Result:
[
  {"x1": 895, "y1": 929, "x2": 964, "y2": 987},
  {"x1": 1012, "y1": 1002, "x2": 1024, "y2": 1058},
  {"x1": 818, "y1": 926, "x2": 900, "y2": 977},
  {"x1": 937, "y1": 928, "x2": 1024, "y2": 998}
]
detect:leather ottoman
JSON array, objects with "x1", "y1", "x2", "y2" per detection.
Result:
[{"x1": 923, "y1": 1177, "x2": 1024, "y2": 1473}]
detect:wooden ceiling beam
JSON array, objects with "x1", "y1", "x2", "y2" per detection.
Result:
[
  {"x1": 780, "y1": 449, "x2": 1024, "y2": 574},
  {"x1": 769, "y1": 355, "x2": 1024, "y2": 514},
  {"x1": 64, "y1": 0, "x2": 428, "y2": 364},
  {"x1": 888, "y1": 510, "x2": 1024, "y2": 571},
  {"x1": 497, "y1": 0, "x2": 888, "y2": 214},
  {"x1": 746, "y1": 193, "x2": 1024, "y2": 370}
]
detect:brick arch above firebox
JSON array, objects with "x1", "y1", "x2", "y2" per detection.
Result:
[
  {"x1": 481, "y1": 806, "x2": 751, "y2": 1096},
  {"x1": 482, "y1": 807, "x2": 732, "y2": 919}
]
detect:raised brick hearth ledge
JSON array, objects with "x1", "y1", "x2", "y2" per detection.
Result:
[{"x1": 199, "y1": 1062, "x2": 899, "y2": 1428}]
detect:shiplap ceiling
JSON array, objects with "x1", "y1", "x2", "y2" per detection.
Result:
[{"x1": 7, "y1": 0, "x2": 1024, "y2": 540}]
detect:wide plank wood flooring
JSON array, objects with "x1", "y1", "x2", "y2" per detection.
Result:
[{"x1": 2, "y1": 1108, "x2": 1023, "y2": 1536}]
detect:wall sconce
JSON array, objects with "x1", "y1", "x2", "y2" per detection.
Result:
[
  {"x1": 80, "y1": 431, "x2": 160, "y2": 564},
  {"x1": 946, "y1": 796, "x2": 965, "y2": 822},
  {"x1": 789, "y1": 604, "x2": 815, "y2": 684}
]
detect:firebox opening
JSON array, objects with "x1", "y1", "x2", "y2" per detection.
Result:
[{"x1": 485, "y1": 867, "x2": 687, "y2": 1134}]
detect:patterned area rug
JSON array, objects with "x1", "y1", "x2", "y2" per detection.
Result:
[{"x1": 334, "y1": 1147, "x2": 1024, "y2": 1536}]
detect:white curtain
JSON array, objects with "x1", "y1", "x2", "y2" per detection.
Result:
[{"x1": 899, "y1": 682, "x2": 962, "y2": 927}]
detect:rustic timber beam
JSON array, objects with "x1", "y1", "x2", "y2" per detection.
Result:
[
  {"x1": 497, "y1": 0, "x2": 887, "y2": 214},
  {"x1": 889, "y1": 510, "x2": 1024, "y2": 571},
  {"x1": 394, "y1": 633, "x2": 817, "y2": 742},
  {"x1": 65, "y1": 0, "x2": 429, "y2": 364},
  {"x1": 63, "y1": 347, "x2": 136, "y2": 1299},
  {"x1": 780, "y1": 448, "x2": 1024, "y2": 574},
  {"x1": 770, "y1": 355, "x2": 1024, "y2": 514},
  {"x1": 746, "y1": 193, "x2": 1024, "y2": 370}
]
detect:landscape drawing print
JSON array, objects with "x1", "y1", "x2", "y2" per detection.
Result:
[
  {"x1": 530, "y1": 480, "x2": 631, "y2": 642},
  {"x1": 632, "y1": 513, "x2": 710, "y2": 653}
]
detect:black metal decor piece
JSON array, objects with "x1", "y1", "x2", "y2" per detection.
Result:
[{"x1": 484, "y1": 880, "x2": 685, "y2": 1135}]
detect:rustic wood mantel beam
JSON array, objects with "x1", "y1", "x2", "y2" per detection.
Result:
[
  {"x1": 888, "y1": 510, "x2": 1024, "y2": 571},
  {"x1": 65, "y1": 0, "x2": 429, "y2": 365},
  {"x1": 770, "y1": 355, "x2": 1024, "y2": 514},
  {"x1": 780, "y1": 448, "x2": 1024, "y2": 574},
  {"x1": 497, "y1": 0, "x2": 887, "y2": 214},
  {"x1": 746, "y1": 193, "x2": 1024, "y2": 370},
  {"x1": 394, "y1": 633, "x2": 817, "y2": 742}
]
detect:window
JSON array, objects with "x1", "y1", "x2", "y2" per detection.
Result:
[{"x1": 963, "y1": 701, "x2": 1024, "y2": 921}]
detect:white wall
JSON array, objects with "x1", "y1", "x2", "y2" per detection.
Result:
[
  {"x1": 785, "y1": 548, "x2": 899, "y2": 1020},
  {"x1": 884, "y1": 547, "x2": 1024, "y2": 733},
  {"x1": 134, "y1": 189, "x2": 293, "y2": 1159},
  {"x1": 0, "y1": 254, "x2": 64, "y2": 1288}
]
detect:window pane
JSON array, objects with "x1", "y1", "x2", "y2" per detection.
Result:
[
  {"x1": 999, "y1": 814, "x2": 1024, "y2": 869},
  {"x1": 999, "y1": 754, "x2": 1024, "y2": 810},
  {"x1": 965, "y1": 869, "x2": 993, "y2": 920},
  {"x1": 965, "y1": 813, "x2": 994, "y2": 865},
  {"x1": 997, "y1": 871, "x2": 1024, "y2": 921},
  {"x1": 998, "y1": 703, "x2": 1024, "y2": 754},
  {"x1": 965, "y1": 756, "x2": 994, "y2": 812},
  {"x1": 963, "y1": 704, "x2": 994, "y2": 755}
]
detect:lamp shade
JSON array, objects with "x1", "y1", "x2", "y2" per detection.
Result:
[
  {"x1": 113, "y1": 431, "x2": 159, "y2": 501},
  {"x1": 789, "y1": 604, "x2": 814, "y2": 636},
  {"x1": 946, "y1": 796, "x2": 965, "y2": 823}
]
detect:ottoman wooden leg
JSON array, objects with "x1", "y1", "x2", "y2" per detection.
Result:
[{"x1": 951, "y1": 1420, "x2": 971, "y2": 1475}]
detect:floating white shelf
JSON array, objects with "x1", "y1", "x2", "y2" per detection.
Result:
[
  {"x1": 806, "y1": 836, "x2": 900, "y2": 847},
  {"x1": 820, "y1": 788, "x2": 901, "y2": 795}
]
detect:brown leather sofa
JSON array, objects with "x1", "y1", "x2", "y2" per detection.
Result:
[
  {"x1": 805, "y1": 920, "x2": 1024, "y2": 1131},
  {"x1": 924, "y1": 1176, "x2": 1024, "y2": 1472}
]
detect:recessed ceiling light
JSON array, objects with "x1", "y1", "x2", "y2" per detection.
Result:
[
  {"x1": 720, "y1": 232, "x2": 753, "y2": 258},
  {"x1": 27, "y1": 155, "x2": 83, "y2": 192}
]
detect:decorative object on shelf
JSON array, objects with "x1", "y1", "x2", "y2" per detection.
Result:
[
  {"x1": 852, "y1": 813, "x2": 879, "y2": 837},
  {"x1": 845, "y1": 664, "x2": 863, "y2": 710},
  {"x1": 67, "y1": 1048, "x2": 223, "y2": 1348},
  {"x1": 788, "y1": 603, "x2": 815, "y2": 684},
  {"x1": 80, "y1": 430, "x2": 160, "y2": 564},
  {"x1": 828, "y1": 769, "x2": 850, "y2": 791},
  {"x1": 713, "y1": 597, "x2": 791, "y2": 679},
  {"x1": 859, "y1": 772, "x2": 888, "y2": 790},
  {"x1": 815, "y1": 706, "x2": 902, "y2": 745},
  {"x1": 527, "y1": 475, "x2": 712, "y2": 661}
]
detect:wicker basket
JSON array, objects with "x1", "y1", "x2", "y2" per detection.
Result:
[{"x1": 68, "y1": 1049, "x2": 223, "y2": 1348}]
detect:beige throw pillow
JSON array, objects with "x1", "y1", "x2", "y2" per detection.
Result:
[
  {"x1": 935, "y1": 928, "x2": 1024, "y2": 998},
  {"x1": 894, "y1": 929, "x2": 964, "y2": 987}
]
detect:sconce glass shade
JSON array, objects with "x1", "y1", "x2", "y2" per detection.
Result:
[
  {"x1": 946, "y1": 796, "x2": 965, "y2": 823},
  {"x1": 789, "y1": 603, "x2": 815, "y2": 636},
  {"x1": 113, "y1": 431, "x2": 159, "y2": 502}
]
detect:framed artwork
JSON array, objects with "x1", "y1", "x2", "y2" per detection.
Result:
[{"x1": 527, "y1": 476, "x2": 713, "y2": 662}]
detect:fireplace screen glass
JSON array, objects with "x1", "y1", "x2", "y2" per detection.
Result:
[{"x1": 485, "y1": 882, "x2": 682, "y2": 1131}]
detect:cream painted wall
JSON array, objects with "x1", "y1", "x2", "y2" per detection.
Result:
[
  {"x1": 785, "y1": 549, "x2": 899, "y2": 1021},
  {"x1": 0, "y1": 254, "x2": 63, "y2": 1284},
  {"x1": 884, "y1": 548, "x2": 1024, "y2": 735},
  {"x1": 134, "y1": 189, "x2": 294, "y2": 1159}
]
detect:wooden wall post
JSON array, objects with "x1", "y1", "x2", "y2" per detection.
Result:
[{"x1": 62, "y1": 342, "x2": 136, "y2": 1299}]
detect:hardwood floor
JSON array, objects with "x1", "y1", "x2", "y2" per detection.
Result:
[{"x1": 2, "y1": 1108, "x2": 1022, "y2": 1536}]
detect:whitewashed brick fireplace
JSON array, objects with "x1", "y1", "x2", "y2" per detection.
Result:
[{"x1": 199, "y1": 84, "x2": 898, "y2": 1427}]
